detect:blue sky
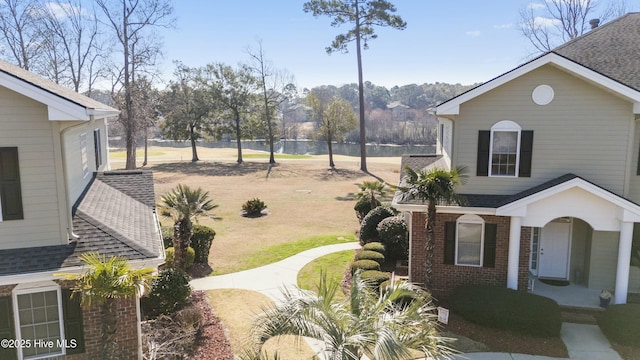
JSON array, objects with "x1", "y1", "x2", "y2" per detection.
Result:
[{"x1": 160, "y1": 1, "x2": 552, "y2": 89}]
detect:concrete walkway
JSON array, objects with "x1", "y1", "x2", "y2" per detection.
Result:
[{"x1": 190, "y1": 242, "x2": 622, "y2": 360}]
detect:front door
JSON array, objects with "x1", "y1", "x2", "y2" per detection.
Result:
[{"x1": 538, "y1": 219, "x2": 571, "y2": 279}]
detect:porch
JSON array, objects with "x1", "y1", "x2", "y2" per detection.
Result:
[{"x1": 530, "y1": 278, "x2": 603, "y2": 309}]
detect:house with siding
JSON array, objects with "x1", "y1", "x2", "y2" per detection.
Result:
[
  {"x1": 393, "y1": 13, "x2": 640, "y2": 305},
  {"x1": 0, "y1": 61, "x2": 164, "y2": 359}
]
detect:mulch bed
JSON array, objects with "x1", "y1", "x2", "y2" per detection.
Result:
[{"x1": 188, "y1": 291, "x2": 234, "y2": 360}]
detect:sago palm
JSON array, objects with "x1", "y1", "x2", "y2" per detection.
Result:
[
  {"x1": 251, "y1": 271, "x2": 453, "y2": 360},
  {"x1": 58, "y1": 252, "x2": 155, "y2": 360},
  {"x1": 159, "y1": 184, "x2": 217, "y2": 270},
  {"x1": 395, "y1": 166, "x2": 467, "y2": 290}
]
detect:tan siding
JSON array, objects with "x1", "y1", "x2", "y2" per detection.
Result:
[
  {"x1": 588, "y1": 231, "x2": 618, "y2": 290},
  {"x1": 0, "y1": 87, "x2": 66, "y2": 249},
  {"x1": 453, "y1": 65, "x2": 633, "y2": 196},
  {"x1": 627, "y1": 123, "x2": 640, "y2": 202}
]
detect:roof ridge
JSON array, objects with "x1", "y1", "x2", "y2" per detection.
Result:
[{"x1": 553, "y1": 12, "x2": 637, "y2": 52}]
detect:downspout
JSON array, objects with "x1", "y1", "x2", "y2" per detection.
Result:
[{"x1": 59, "y1": 113, "x2": 95, "y2": 240}]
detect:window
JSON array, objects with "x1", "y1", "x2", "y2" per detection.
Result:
[
  {"x1": 93, "y1": 129, "x2": 102, "y2": 169},
  {"x1": 530, "y1": 227, "x2": 541, "y2": 274},
  {"x1": 1, "y1": 284, "x2": 85, "y2": 360},
  {"x1": 0, "y1": 147, "x2": 24, "y2": 221},
  {"x1": 13, "y1": 285, "x2": 65, "y2": 359},
  {"x1": 455, "y1": 215, "x2": 484, "y2": 266},
  {"x1": 444, "y1": 216, "x2": 497, "y2": 268},
  {"x1": 80, "y1": 133, "x2": 89, "y2": 178},
  {"x1": 476, "y1": 121, "x2": 534, "y2": 178}
]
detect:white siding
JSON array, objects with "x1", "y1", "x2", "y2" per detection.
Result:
[
  {"x1": 0, "y1": 87, "x2": 66, "y2": 249},
  {"x1": 452, "y1": 65, "x2": 634, "y2": 196}
]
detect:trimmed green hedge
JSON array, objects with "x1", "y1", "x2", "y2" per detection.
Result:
[
  {"x1": 355, "y1": 250, "x2": 385, "y2": 265},
  {"x1": 191, "y1": 225, "x2": 215, "y2": 263},
  {"x1": 449, "y1": 284, "x2": 561, "y2": 337},
  {"x1": 598, "y1": 304, "x2": 640, "y2": 347},
  {"x1": 351, "y1": 259, "x2": 381, "y2": 273},
  {"x1": 354, "y1": 193, "x2": 381, "y2": 222},
  {"x1": 363, "y1": 242, "x2": 386, "y2": 255},
  {"x1": 359, "y1": 206, "x2": 396, "y2": 243},
  {"x1": 361, "y1": 270, "x2": 390, "y2": 289},
  {"x1": 165, "y1": 247, "x2": 195, "y2": 269}
]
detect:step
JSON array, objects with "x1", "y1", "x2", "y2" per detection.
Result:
[{"x1": 561, "y1": 305, "x2": 604, "y2": 325}]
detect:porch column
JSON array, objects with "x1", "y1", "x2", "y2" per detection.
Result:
[
  {"x1": 615, "y1": 221, "x2": 633, "y2": 304},
  {"x1": 507, "y1": 216, "x2": 522, "y2": 290}
]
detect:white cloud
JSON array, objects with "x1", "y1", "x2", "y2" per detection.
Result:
[
  {"x1": 528, "y1": 2, "x2": 546, "y2": 10},
  {"x1": 493, "y1": 23, "x2": 513, "y2": 29},
  {"x1": 466, "y1": 30, "x2": 481, "y2": 38},
  {"x1": 534, "y1": 16, "x2": 561, "y2": 27},
  {"x1": 43, "y1": 2, "x2": 85, "y2": 19}
]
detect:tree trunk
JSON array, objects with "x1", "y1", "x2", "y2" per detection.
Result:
[
  {"x1": 235, "y1": 115, "x2": 243, "y2": 164},
  {"x1": 190, "y1": 124, "x2": 199, "y2": 162},
  {"x1": 424, "y1": 201, "x2": 437, "y2": 290},
  {"x1": 173, "y1": 218, "x2": 192, "y2": 270},
  {"x1": 354, "y1": 0, "x2": 367, "y2": 173},
  {"x1": 142, "y1": 127, "x2": 148, "y2": 166},
  {"x1": 327, "y1": 132, "x2": 335, "y2": 168},
  {"x1": 101, "y1": 299, "x2": 118, "y2": 360}
]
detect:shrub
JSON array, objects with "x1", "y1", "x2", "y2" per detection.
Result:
[
  {"x1": 363, "y1": 242, "x2": 386, "y2": 255},
  {"x1": 145, "y1": 268, "x2": 192, "y2": 317},
  {"x1": 598, "y1": 304, "x2": 640, "y2": 346},
  {"x1": 161, "y1": 227, "x2": 173, "y2": 248},
  {"x1": 377, "y1": 216, "x2": 409, "y2": 260},
  {"x1": 191, "y1": 225, "x2": 216, "y2": 263},
  {"x1": 449, "y1": 284, "x2": 561, "y2": 337},
  {"x1": 355, "y1": 250, "x2": 385, "y2": 265},
  {"x1": 360, "y1": 270, "x2": 390, "y2": 289},
  {"x1": 380, "y1": 279, "x2": 431, "y2": 307},
  {"x1": 354, "y1": 193, "x2": 381, "y2": 222},
  {"x1": 165, "y1": 246, "x2": 195, "y2": 269},
  {"x1": 359, "y1": 206, "x2": 396, "y2": 243},
  {"x1": 242, "y1": 198, "x2": 267, "y2": 217},
  {"x1": 351, "y1": 259, "x2": 381, "y2": 273}
]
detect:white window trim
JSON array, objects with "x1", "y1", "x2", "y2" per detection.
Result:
[
  {"x1": 80, "y1": 132, "x2": 89, "y2": 179},
  {"x1": 489, "y1": 120, "x2": 521, "y2": 177},
  {"x1": 455, "y1": 214, "x2": 485, "y2": 267},
  {"x1": 12, "y1": 282, "x2": 66, "y2": 360}
]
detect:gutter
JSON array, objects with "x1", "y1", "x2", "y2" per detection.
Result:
[{"x1": 59, "y1": 114, "x2": 95, "y2": 240}]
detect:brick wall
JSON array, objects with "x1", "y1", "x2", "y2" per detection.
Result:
[
  {"x1": 410, "y1": 212, "x2": 531, "y2": 300},
  {"x1": 0, "y1": 282, "x2": 139, "y2": 359}
]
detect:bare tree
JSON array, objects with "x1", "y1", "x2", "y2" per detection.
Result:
[
  {"x1": 95, "y1": 0, "x2": 175, "y2": 170},
  {"x1": 303, "y1": 0, "x2": 406, "y2": 173},
  {"x1": 246, "y1": 41, "x2": 294, "y2": 164},
  {"x1": 0, "y1": 0, "x2": 42, "y2": 70},
  {"x1": 520, "y1": 0, "x2": 630, "y2": 52}
]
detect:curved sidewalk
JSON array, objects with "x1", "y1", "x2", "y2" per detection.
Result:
[
  {"x1": 190, "y1": 241, "x2": 621, "y2": 360},
  {"x1": 190, "y1": 241, "x2": 361, "y2": 302}
]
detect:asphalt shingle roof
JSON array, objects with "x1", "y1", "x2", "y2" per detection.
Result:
[
  {"x1": 0, "y1": 170, "x2": 161, "y2": 276},
  {"x1": 553, "y1": 12, "x2": 640, "y2": 91}
]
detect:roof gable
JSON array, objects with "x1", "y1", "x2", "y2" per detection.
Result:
[{"x1": 0, "y1": 60, "x2": 118, "y2": 121}]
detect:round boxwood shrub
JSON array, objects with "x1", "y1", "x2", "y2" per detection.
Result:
[
  {"x1": 165, "y1": 246, "x2": 195, "y2": 269},
  {"x1": 360, "y1": 270, "x2": 390, "y2": 289},
  {"x1": 242, "y1": 198, "x2": 267, "y2": 217},
  {"x1": 359, "y1": 206, "x2": 396, "y2": 243},
  {"x1": 145, "y1": 268, "x2": 192, "y2": 317},
  {"x1": 351, "y1": 259, "x2": 381, "y2": 273},
  {"x1": 191, "y1": 225, "x2": 215, "y2": 264},
  {"x1": 377, "y1": 216, "x2": 409, "y2": 260},
  {"x1": 363, "y1": 242, "x2": 386, "y2": 255},
  {"x1": 354, "y1": 193, "x2": 381, "y2": 222},
  {"x1": 355, "y1": 250, "x2": 385, "y2": 265}
]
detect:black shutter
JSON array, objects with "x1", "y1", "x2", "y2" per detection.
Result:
[
  {"x1": 477, "y1": 131, "x2": 490, "y2": 176},
  {"x1": 444, "y1": 221, "x2": 456, "y2": 264},
  {"x1": 93, "y1": 129, "x2": 102, "y2": 169},
  {"x1": 483, "y1": 224, "x2": 497, "y2": 268},
  {"x1": 0, "y1": 296, "x2": 17, "y2": 360},
  {"x1": 519, "y1": 131, "x2": 534, "y2": 177},
  {"x1": 0, "y1": 147, "x2": 23, "y2": 220},
  {"x1": 62, "y1": 290, "x2": 85, "y2": 355}
]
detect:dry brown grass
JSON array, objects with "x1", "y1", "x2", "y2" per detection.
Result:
[{"x1": 112, "y1": 146, "x2": 401, "y2": 275}]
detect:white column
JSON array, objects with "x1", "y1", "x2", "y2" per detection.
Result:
[
  {"x1": 507, "y1": 216, "x2": 522, "y2": 290},
  {"x1": 615, "y1": 221, "x2": 633, "y2": 304}
]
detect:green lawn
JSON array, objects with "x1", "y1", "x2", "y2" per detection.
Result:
[
  {"x1": 213, "y1": 234, "x2": 356, "y2": 275},
  {"x1": 297, "y1": 249, "x2": 355, "y2": 302},
  {"x1": 109, "y1": 150, "x2": 165, "y2": 158},
  {"x1": 242, "y1": 153, "x2": 312, "y2": 159}
]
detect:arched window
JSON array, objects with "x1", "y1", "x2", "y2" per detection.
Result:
[
  {"x1": 490, "y1": 120, "x2": 521, "y2": 177},
  {"x1": 455, "y1": 214, "x2": 485, "y2": 266}
]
